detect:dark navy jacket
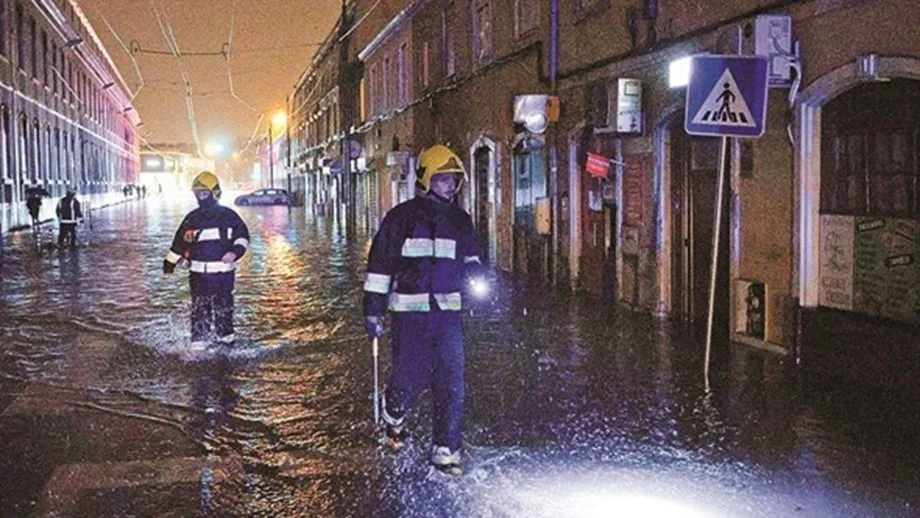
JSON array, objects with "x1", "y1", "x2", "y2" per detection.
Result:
[
  {"x1": 363, "y1": 193, "x2": 482, "y2": 316},
  {"x1": 56, "y1": 195, "x2": 83, "y2": 223},
  {"x1": 164, "y1": 204, "x2": 249, "y2": 275}
]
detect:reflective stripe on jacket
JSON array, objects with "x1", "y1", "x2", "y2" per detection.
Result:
[
  {"x1": 164, "y1": 204, "x2": 250, "y2": 273},
  {"x1": 363, "y1": 194, "x2": 481, "y2": 315},
  {"x1": 56, "y1": 196, "x2": 82, "y2": 223}
]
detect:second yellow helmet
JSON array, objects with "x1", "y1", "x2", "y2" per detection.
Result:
[{"x1": 416, "y1": 145, "x2": 466, "y2": 193}]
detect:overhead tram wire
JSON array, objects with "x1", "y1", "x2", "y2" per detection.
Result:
[
  {"x1": 122, "y1": 0, "x2": 325, "y2": 159},
  {"x1": 225, "y1": 0, "x2": 258, "y2": 114},
  {"x1": 150, "y1": 0, "x2": 204, "y2": 157},
  {"x1": 338, "y1": 0, "x2": 382, "y2": 43},
  {"x1": 226, "y1": 0, "x2": 266, "y2": 157},
  {"x1": 93, "y1": 9, "x2": 146, "y2": 101}
]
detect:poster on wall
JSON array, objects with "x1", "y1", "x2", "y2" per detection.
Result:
[
  {"x1": 852, "y1": 217, "x2": 919, "y2": 322},
  {"x1": 819, "y1": 215, "x2": 855, "y2": 310},
  {"x1": 819, "y1": 215, "x2": 919, "y2": 323}
]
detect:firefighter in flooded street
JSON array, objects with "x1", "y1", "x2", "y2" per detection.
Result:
[
  {"x1": 163, "y1": 171, "x2": 250, "y2": 352},
  {"x1": 362, "y1": 144, "x2": 486, "y2": 476},
  {"x1": 56, "y1": 186, "x2": 83, "y2": 248}
]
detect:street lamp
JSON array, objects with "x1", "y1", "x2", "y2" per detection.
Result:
[{"x1": 268, "y1": 110, "x2": 287, "y2": 189}]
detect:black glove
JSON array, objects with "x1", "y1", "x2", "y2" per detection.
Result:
[
  {"x1": 163, "y1": 259, "x2": 176, "y2": 274},
  {"x1": 364, "y1": 315, "x2": 384, "y2": 340}
]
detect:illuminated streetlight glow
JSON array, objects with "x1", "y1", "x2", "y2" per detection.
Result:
[
  {"x1": 205, "y1": 142, "x2": 225, "y2": 157},
  {"x1": 669, "y1": 56, "x2": 693, "y2": 88},
  {"x1": 271, "y1": 111, "x2": 288, "y2": 129}
]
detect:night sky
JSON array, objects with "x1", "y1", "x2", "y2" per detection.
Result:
[{"x1": 80, "y1": 0, "x2": 341, "y2": 154}]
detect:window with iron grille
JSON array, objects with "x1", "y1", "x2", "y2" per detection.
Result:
[{"x1": 821, "y1": 79, "x2": 920, "y2": 218}]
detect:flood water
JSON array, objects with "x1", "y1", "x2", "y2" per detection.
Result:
[{"x1": 1, "y1": 195, "x2": 917, "y2": 517}]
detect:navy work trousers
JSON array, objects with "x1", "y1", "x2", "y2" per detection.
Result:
[
  {"x1": 384, "y1": 311, "x2": 465, "y2": 452},
  {"x1": 189, "y1": 271, "x2": 235, "y2": 342},
  {"x1": 58, "y1": 223, "x2": 77, "y2": 247}
]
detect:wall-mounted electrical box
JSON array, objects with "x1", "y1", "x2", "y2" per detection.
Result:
[{"x1": 616, "y1": 78, "x2": 643, "y2": 134}]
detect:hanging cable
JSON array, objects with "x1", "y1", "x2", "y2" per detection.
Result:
[
  {"x1": 93, "y1": 9, "x2": 146, "y2": 100},
  {"x1": 225, "y1": 0, "x2": 259, "y2": 113},
  {"x1": 338, "y1": 0, "x2": 382, "y2": 43},
  {"x1": 151, "y1": 0, "x2": 203, "y2": 157},
  {"x1": 240, "y1": 113, "x2": 265, "y2": 155}
]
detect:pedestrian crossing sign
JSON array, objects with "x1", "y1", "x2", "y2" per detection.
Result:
[{"x1": 685, "y1": 55, "x2": 769, "y2": 138}]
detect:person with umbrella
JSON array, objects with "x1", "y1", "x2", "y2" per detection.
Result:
[{"x1": 25, "y1": 184, "x2": 50, "y2": 229}]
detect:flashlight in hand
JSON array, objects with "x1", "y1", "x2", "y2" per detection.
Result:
[{"x1": 468, "y1": 277, "x2": 490, "y2": 299}]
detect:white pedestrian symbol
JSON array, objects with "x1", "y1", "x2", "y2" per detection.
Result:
[{"x1": 691, "y1": 68, "x2": 756, "y2": 127}]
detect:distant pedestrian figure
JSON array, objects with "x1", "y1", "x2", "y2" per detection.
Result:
[
  {"x1": 56, "y1": 186, "x2": 83, "y2": 248},
  {"x1": 26, "y1": 188, "x2": 43, "y2": 229}
]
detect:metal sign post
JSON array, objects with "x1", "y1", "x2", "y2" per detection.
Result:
[{"x1": 685, "y1": 55, "x2": 769, "y2": 392}]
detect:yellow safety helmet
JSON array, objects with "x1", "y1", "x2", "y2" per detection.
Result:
[
  {"x1": 191, "y1": 171, "x2": 221, "y2": 199},
  {"x1": 416, "y1": 145, "x2": 466, "y2": 193}
]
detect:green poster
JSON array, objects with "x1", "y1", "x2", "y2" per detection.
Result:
[{"x1": 853, "y1": 217, "x2": 919, "y2": 323}]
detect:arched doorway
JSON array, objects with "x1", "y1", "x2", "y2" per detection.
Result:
[
  {"x1": 568, "y1": 126, "x2": 616, "y2": 297},
  {"x1": 796, "y1": 64, "x2": 920, "y2": 397},
  {"x1": 470, "y1": 136, "x2": 498, "y2": 264}
]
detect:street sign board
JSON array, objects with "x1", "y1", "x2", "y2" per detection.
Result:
[{"x1": 685, "y1": 55, "x2": 769, "y2": 138}]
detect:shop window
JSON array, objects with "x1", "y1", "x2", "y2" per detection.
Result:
[{"x1": 514, "y1": 138, "x2": 547, "y2": 232}]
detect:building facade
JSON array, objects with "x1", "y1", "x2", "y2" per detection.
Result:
[
  {"x1": 289, "y1": 0, "x2": 920, "y2": 397},
  {"x1": 0, "y1": 0, "x2": 141, "y2": 233}
]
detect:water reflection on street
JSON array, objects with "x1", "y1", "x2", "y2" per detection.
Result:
[{"x1": 0, "y1": 196, "x2": 917, "y2": 517}]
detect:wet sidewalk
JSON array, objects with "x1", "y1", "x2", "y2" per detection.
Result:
[{"x1": 1, "y1": 198, "x2": 918, "y2": 517}]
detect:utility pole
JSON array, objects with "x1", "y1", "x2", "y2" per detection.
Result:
[
  {"x1": 339, "y1": 0, "x2": 356, "y2": 238},
  {"x1": 268, "y1": 121, "x2": 274, "y2": 189}
]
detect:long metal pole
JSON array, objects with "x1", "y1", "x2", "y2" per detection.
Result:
[
  {"x1": 704, "y1": 135, "x2": 729, "y2": 392},
  {"x1": 372, "y1": 336, "x2": 380, "y2": 426}
]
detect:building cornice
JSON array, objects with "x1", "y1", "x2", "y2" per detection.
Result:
[
  {"x1": 358, "y1": 0, "x2": 430, "y2": 62},
  {"x1": 33, "y1": 0, "x2": 140, "y2": 125}
]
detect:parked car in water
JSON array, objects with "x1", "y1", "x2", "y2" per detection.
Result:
[{"x1": 234, "y1": 188, "x2": 291, "y2": 206}]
